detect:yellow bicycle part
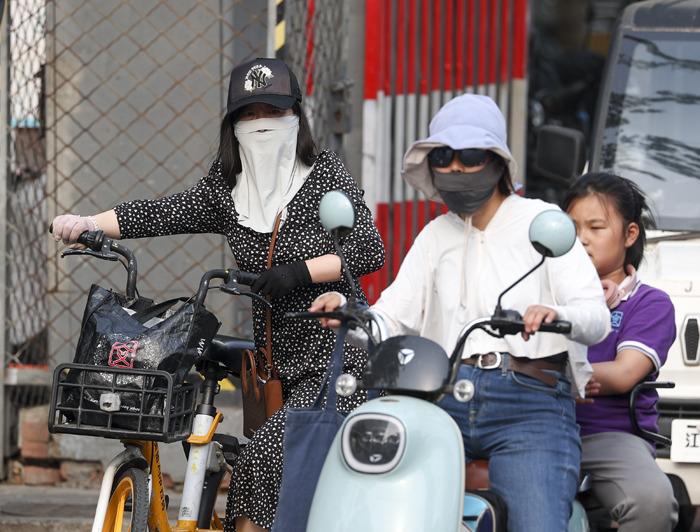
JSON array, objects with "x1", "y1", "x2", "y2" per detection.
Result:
[
  {"x1": 105, "y1": 439, "x2": 228, "y2": 531},
  {"x1": 105, "y1": 475, "x2": 132, "y2": 530},
  {"x1": 103, "y1": 467, "x2": 149, "y2": 532},
  {"x1": 187, "y1": 411, "x2": 223, "y2": 445}
]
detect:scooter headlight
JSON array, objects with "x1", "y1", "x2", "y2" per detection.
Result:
[{"x1": 341, "y1": 413, "x2": 406, "y2": 474}]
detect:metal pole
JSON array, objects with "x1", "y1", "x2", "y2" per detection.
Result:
[
  {"x1": 343, "y1": 0, "x2": 365, "y2": 186},
  {"x1": 0, "y1": 0, "x2": 10, "y2": 480},
  {"x1": 267, "y1": 0, "x2": 276, "y2": 57}
]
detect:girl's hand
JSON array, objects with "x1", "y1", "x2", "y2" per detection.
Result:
[
  {"x1": 521, "y1": 305, "x2": 558, "y2": 341},
  {"x1": 585, "y1": 376, "x2": 602, "y2": 397},
  {"x1": 577, "y1": 376, "x2": 602, "y2": 403},
  {"x1": 308, "y1": 292, "x2": 343, "y2": 329}
]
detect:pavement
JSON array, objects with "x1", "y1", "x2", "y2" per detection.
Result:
[
  {"x1": 0, "y1": 484, "x2": 228, "y2": 531},
  {"x1": 0, "y1": 390, "x2": 241, "y2": 531},
  {"x1": 0, "y1": 484, "x2": 100, "y2": 531}
]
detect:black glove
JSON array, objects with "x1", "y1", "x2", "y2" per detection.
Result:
[{"x1": 252, "y1": 261, "x2": 312, "y2": 299}]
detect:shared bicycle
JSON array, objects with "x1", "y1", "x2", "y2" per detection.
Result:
[{"x1": 48, "y1": 230, "x2": 259, "y2": 531}]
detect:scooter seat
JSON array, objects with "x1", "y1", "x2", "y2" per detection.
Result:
[
  {"x1": 205, "y1": 335, "x2": 255, "y2": 377},
  {"x1": 466, "y1": 459, "x2": 490, "y2": 491}
]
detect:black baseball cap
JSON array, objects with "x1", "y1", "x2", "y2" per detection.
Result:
[{"x1": 226, "y1": 58, "x2": 303, "y2": 116}]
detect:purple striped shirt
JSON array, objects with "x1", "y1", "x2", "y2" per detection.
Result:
[{"x1": 576, "y1": 283, "x2": 676, "y2": 438}]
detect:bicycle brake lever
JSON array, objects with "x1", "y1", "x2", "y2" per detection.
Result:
[
  {"x1": 219, "y1": 284, "x2": 273, "y2": 309},
  {"x1": 60, "y1": 248, "x2": 120, "y2": 261},
  {"x1": 219, "y1": 281, "x2": 244, "y2": 296}
]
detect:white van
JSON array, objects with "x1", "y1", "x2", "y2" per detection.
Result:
[{"x1": 535, "y1": 0, "x2": 700, "y2": 508}]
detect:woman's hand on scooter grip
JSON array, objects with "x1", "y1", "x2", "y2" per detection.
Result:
[
  {"x1": 309, "y1": 292, "x2": 343, "y2": 329},
  {"x1": 51, "y1": 214, "x2": 98, "y2": 248},
  {"x1": 521, "y1": 305, "x2": 558, "y2": 341}
]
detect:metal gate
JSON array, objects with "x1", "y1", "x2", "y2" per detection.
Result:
[
  {"x1": 358, "y1": 0, "x2": 529, "y2": 301},
  {"x1": 0, "y1": 0, "x2": 275, "y2": 472}
]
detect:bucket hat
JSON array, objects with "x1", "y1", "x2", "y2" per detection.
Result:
[{"x1": 401, "y1": 94, "x2": 517, "y2": 202}]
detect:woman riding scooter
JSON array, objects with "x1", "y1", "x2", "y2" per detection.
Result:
[{"x1": 311, "y1": 94, "x2": 610, "y2": 532}]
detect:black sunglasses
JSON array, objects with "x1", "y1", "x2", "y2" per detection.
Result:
[{"x1": 427, "y1": 147, "x2": 491, "y2": 168}]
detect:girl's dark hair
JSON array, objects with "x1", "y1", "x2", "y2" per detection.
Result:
[
  {"x1": 216, "y1": 101, "x2": 317, "y2": 189},
  {"x1": 493, "y1": 154, "x2": 514, "y2": 195},
  {"x1": 562, "y1": 172, "x2": 653, "y2": 269}
]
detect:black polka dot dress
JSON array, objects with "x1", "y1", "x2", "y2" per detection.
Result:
[{"x1": 114, "y1": 151, "x2": 385, "y2": 530}]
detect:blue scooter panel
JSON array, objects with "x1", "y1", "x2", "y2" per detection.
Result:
[{"x1": 307, "y1": 396, "x2": 465, "y2": 532}]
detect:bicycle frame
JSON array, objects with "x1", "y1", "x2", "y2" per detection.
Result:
[{"x1": 95, "y1": 409, "x2": 225, "y2": 532}]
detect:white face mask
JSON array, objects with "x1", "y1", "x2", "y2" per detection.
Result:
[{"x1": 232, "y1": 115, "x2": 310, "y2": 232}]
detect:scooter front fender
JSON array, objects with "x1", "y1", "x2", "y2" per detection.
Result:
[{"x1": 307, "y1": 396, "x2": 464, "y2": 532}]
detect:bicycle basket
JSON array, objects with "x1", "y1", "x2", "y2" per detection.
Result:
[{"x1": 49, "y1": 363, "x2": 199, "y2": 442}]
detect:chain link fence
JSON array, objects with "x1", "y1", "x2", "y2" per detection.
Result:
[
  {"x1": 2, "y1": 0, "x2": 310, "y2": 466},
  {"x1": 285, "y1": 0, "x2": 352, "y2": 156}
]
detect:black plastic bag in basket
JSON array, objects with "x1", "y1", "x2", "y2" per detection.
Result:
[{"x1": 67, "y1": 284, "x2": 220, "y2": 431}]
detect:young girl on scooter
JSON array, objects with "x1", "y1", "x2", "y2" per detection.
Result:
[
  {"x1": 50, "y1": 58, "x2": 385, "y2": 532},
  {"x1": 311, "y1": 94, "x2": 610, "y2": 532},
  {"x1": 564, "y1": 173, "x2": 679, "y2": 532}
]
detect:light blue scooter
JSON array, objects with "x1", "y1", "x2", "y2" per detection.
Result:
[{"x1": 293, "y1": 191, "x2": 589, "y2": 532}]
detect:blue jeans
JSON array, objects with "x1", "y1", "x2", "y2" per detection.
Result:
[{"x1": 439, "y1": 358, "x2": 581, "y2": 532}]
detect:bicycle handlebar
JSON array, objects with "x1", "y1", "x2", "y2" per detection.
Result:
[
  {"x1": 234, "y1": 270, "x2": 258, "y2": 286},
  {"x1": 68, "y1": 230, "x2": 139, "y2": 300},
  {"x1": 56, "y1": 229, "x2": 260, "y2": 308},
  {"x1": 194, "y1": 269, "x2": 259, "y2": 307}
]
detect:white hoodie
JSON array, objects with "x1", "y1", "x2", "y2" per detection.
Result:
[{"x1": 371, "y1": 194, "x2": 610, "y2": 397}]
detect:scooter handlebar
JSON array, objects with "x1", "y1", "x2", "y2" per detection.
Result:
[
  {"x1": 489, "y1": 309, "x2": 571, "y2": 336},
  {"x1": 537, "y1": 320, "x2": 572, "y2": 334},
  {"x1": 285, "y1": 311, "x2": 347, "y2": 320}
]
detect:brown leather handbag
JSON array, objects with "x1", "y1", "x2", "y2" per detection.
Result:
[{"x1": 241, "y1": 214, "x2": 284, "y2": 438}]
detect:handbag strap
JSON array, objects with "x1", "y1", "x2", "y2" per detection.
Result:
[
  {"x1": 262, "y1": 213, "x2": 283, "y2": 377},
  {"x1": 131, "y1": 297, "x2": 190, "y2": 325},
  {"x1": 241, "y1": 349, "x2": 262, "y2": 400},
  {"x1": 313, "y1": 325, "x2": 349, "y2": 410}
]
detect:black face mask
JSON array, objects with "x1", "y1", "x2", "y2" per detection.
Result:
[{"x1": 433, "y1": 161, "x2": 503, "y2": 214}]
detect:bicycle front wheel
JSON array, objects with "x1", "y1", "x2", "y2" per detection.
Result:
[{"x1": 103, "y1": 467, "x2": 149, "y2": 532}]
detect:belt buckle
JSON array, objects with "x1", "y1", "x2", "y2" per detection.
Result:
[{"x1": 476, "y1": 352, "x2": 502, "y2": 370}]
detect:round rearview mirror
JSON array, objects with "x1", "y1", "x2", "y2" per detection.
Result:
[
  {"x1": 529, "y1": 210, "x2": 576, "y2": 258},
  {"x1": 319, "y1": 190, "x2": 355, "y2": 237}
]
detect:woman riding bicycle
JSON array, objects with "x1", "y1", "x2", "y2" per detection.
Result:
[
  {"x1": 311, "y1": 94, "x2": 610, "y2": 532},
  {"x1": 51, "y1": 57, "x2": 385, "y2": 532}
]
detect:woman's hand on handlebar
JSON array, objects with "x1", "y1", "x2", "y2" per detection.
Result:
[
  {"x1": 252, "y1": 261, "x2": 311, "y2": 299},
  {"x1": 521, "y1": 304, "x2": 558, "y2": 341},
  {"x1": 308, "y1": 292, "x2": 344, "y2": 329},
  {"x1": 51, "y1": 214, "x2": 98, "y2": 247}
]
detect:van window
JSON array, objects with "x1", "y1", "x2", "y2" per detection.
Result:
[{"x1": 599, "y1": 32, "x2": 700, "y2": 231}]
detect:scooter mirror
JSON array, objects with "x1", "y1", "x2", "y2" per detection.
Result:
[
  {"x1": 319, "y1": 190, "x2": 355, "y2": 238},
  {"x1": 528, "y1": 210, "x2": 576, "y2": 258}
]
